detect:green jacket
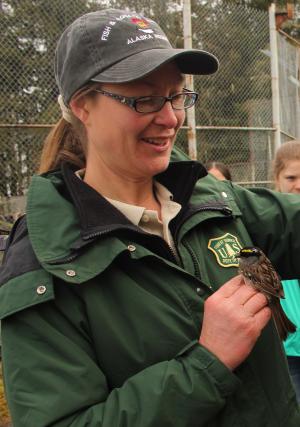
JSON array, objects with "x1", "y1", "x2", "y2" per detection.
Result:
[{"x1": 0, "y1": 150, "x2": 300, "y2": 426}]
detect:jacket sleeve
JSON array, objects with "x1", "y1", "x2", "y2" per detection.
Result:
[
  {"x1": 1, "y1": 288, "x2": 240, "y2": 427},
  {"x1": 229, "y1": 182, "x2": 300, "y2": 279}
]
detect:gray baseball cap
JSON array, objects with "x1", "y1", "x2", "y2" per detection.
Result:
[{"x1": 55, "y1": 9, "x2": 219, "y2": 104}]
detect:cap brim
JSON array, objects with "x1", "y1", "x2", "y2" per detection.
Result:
[{"x1": 91, "y1": 48, "x2": 218, "y2": 84}]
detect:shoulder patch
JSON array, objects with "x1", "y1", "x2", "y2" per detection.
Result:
[{"x1": 208, "y1": 233, "x2": 242, "y2": 267}]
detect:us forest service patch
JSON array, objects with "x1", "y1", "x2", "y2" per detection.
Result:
[{"x1": 208, "y1": 233, "x2": 243, "y2": 267}]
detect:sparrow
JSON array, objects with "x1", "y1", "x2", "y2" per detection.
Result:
[{"x1": 237, "y1": 246, "x2": 296, "y2": 341}]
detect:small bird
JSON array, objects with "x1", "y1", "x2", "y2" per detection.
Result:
[{"x1": 237, "y1": 246, "x2": 296, "y2": 341}]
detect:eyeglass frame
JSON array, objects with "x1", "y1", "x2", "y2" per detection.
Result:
[{"x1": 92, "y1": 87, "x2": 199, "y2": 113}]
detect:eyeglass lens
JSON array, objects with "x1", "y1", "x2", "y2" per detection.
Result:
[{"x1": 135, "y1": 93, "x2": 196, "y2": 113}]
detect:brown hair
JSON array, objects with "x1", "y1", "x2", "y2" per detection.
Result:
[
  {"x1": 205, "y1": 161, "x2": 232, "y2": 181},
  {"x1": 38, "y1": 84, "x2": 99, "y2": 174},
  {"x1": 273, "y1": 140, "x2": 300, "y2": 180}
]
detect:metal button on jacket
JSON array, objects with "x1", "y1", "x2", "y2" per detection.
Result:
[
  {"x1": 196, "y1": 287, "x2": 205, "y2": 296},
  {"x1": 66, "y1": 269, "x2": 76, "y2": 277},
  {"x1": 128, "y1": 245, "x2": 136, "y2": 252},
  {"x1": 36, "y1": 285, "x2": 47, "y2": 295}
]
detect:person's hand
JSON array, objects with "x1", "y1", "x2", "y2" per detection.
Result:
[{"x1": 199, "y1": 275, "x2": 271, "y2": 370}]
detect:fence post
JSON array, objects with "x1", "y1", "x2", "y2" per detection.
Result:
[
  {"x1": 183, "y1": 0, "x2": 197, "y2": 160},
  {"x1": 269, "y1": 3, "x2": 281, "y2": 152}
]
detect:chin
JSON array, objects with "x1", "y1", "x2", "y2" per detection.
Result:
[
  {"x1": 138, "y1": 151, "x2": 172, "y2": 177},
  {"x1": 151, "y1": 158, "x2": 171, "y2": 176}
]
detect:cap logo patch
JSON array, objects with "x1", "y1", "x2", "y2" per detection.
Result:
[
  {"x1": 208, "y1": 233, "x2": 242, "y2": 268},
  {"x1": 101, "y1": 14, "x2": 138, "y2": 41},
  {"x1": 131, "y1": 17, "x2": 150, "y2": 29},
  {"x1": 100, "y1": 13, "x2": 168, "y2": 45}
]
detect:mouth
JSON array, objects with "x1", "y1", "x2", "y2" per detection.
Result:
[{"x1": 141, "y1": 137, "x2": 173, "y2": 148}]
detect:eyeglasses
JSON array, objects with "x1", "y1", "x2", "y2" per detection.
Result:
[{"x1": 93, "y1": 88, "x2": 198, "y2": 113}]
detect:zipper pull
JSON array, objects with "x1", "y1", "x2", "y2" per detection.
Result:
[{"x1": 223, "y1": 207, "x2": 232, "y2": 216}]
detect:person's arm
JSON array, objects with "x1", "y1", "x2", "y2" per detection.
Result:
[
  {"x1": 2, "y1": 288, "x2": 240, "y2": 427},
  {"x1": 2, "y1": 274, "x2": 271, "y2": 427},
  {"x1": 229, "y1": 183, "x2": 300, "y2": 279}
]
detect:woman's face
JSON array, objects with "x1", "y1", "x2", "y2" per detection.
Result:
[
  {"x1": 275, "y1": 160, "x2": 300, "y2": 194},
  {"x1": 82, "y1": 62, "x2": 185, "y2": 182}
]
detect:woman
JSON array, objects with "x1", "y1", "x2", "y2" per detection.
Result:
[
  {"x1": 274, "y1": 140, "x2": 300, "y2": 402},
  {"x1": 274, "y1": 140, "x2": 300, "y2": 194},
  {"x1": 0, "y1": 9, "x2": 300, "y2": 427}
]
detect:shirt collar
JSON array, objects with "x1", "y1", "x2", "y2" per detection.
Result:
[{"x1": 61, "y1": 160, "x2": 207, "y2": 235}]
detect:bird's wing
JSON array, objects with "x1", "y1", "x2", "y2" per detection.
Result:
[{"x1": 245, "y1": 260, "x2": 284, "y2": 298}]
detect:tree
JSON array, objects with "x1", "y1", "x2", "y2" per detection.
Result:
[
  {"x1": 0, "y1": 0, "x2": 97, "y2": 197},
  {"x1": 0, "y1": 0, "x2": 183, "y2": 198},
  {"x1": 1, "y1": 0, "x2": 298, "y2": 197},
  {"x1": 222, "y1": 0, "x2": 300, "y2": 39}
]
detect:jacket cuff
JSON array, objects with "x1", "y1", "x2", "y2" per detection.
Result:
[{"x1": 175, "y1": 340, "x2": 241, "y2": 397}]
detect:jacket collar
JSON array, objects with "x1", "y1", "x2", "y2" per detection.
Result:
[{"x1": 61, "y1": 159, "x2": 207, "y2": 236}]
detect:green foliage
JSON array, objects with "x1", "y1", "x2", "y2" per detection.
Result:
[
  {"x1": 1, "y1": 0, "x2": 298, "y2": 194},
  {"x1": 189, "y1": 2, "x2": 273, "y2": 164},
  {"x1": 221, "y1": 0, "x2": 287, "y2": 10},
  {"x1": 221, "y1": 0, "x2": 300, "y2": 39},
  {"x1": 0, "y1": 0, "x2": 184, "y2": 197},
  {"x1": 0, "y1": 0, "x2": 95, "y2": 197}
]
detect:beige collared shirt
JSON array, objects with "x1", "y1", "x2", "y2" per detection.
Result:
[
  {"x1": 75, "y1": 170, "x2": 181, "y2": 252},
  {"x1": 107, "y1": 181, "x2": 181, "y2": 249}
]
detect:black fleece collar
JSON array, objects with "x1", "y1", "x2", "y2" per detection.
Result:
[{"x1": 61, "y1": 160, "x2": 207, "y2": 235}]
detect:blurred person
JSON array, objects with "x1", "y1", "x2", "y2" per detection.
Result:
[
  {"x1": 274, "y1": 140, "x2": 300, "y2": 194},
  {"x1": 274, "y1": 140, "x2": 300, "y2": 402},
  {"x1": 206, "y1": 161, "x2": 232, "y2": 181},
  {"x1": 0, "y1": 9, "x2": 300, "y2": 427}
]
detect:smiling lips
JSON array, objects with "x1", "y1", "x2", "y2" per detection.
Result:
[{"x1": 141, "y1": 136, "x2": 174, "y2": 147}]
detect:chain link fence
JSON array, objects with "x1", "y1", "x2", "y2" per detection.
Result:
[
  {"x1": 1, "y1": 1, "x2": 300, "y2": 218},
  {"x1": 189, "y1": 3, "x2": 274, "y2": 187},
  {"x1": 278, "y1": 31, "x2": 300, "y2": 143}
]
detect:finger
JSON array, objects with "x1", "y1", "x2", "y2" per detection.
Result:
[
  {"x1": 243, "y1": 292, "x2": 269, "y2": 316},
  {"x1": 255, "y1": 306, "x2": 272, "y2": 329},
  {"x1": 217, "y1": 275, "x2": 244, "y2": 298},
  {"x1": 229, "y1": 282, "x2": 259, "y2": 306}
]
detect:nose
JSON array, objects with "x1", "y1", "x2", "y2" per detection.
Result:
[{"x1": 153, "y1": 100, "x2": 183, "y2": 129}]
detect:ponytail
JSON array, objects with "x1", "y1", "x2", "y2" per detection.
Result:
[
  {"x1": 38, "y1": 118, "x2": 86, "y2": 173},
  {"x1": 38, "y1": 84, "x2": 99, "y2": 174}
]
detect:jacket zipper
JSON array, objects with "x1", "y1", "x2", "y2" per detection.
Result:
[
  {"x1": 182, "y1": 240, "x2": 201, "y2": 279},
  {"x1": 47, "y1": 253, "x2": 81, "y2": 265},
  {"x1": 86, "y1": 228, "x2": 179, "y2": 265},
  {"x1": 47, "y1": 228, "x2": 118, "y2": 265},
  {"x1": 49, "y1": 227, "x2": 178, "y2": 265},
  {"x1": 174, "y1": 204, "x2": 232, "y2": 279},
  {"x1": 48, "y1": 205, "x2": 232, "y2": 266},
  {"x1": 174, "y1": 204, "x2": 232, "y2": 244}
]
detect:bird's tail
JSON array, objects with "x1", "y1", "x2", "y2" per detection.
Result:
[{"x1": 271, "y1": 300, "x2": 296, "y2": 341}]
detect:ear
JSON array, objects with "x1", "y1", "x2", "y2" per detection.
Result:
[{"x1": 69, "y1": 96, "x2": 91, "y2": 124}]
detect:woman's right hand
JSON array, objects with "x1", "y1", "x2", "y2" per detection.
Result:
[{"x1": 199, "y1": 275, "x2": 272, "y2": 370}]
